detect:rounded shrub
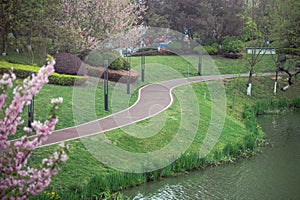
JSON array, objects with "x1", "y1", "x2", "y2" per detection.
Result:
[
  {"x1": 222, "y1": 36, "x2": 244, "y2": 58},
  {"x1": 53, "y1": 52, "x2": 86, "y2": 76},
  {"x1": 109, "y1": 57, "x2": 129, "y2": 71},
  {"x1": 85, "y1": 50, "x2": 129, "y2": 71}
]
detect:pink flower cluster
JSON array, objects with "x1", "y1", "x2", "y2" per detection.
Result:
[{"x1": 0, "y1": 58, "x2": 68, "y2": 199}]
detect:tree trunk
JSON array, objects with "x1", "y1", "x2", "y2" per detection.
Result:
[
  {"x1": 1, "y1": 31, "x2": 7, "y2": 55},
  {"x1": 246, "y1": 70, "x2": 253, "y2": 96},
  {"x1": 1, "y1": 4, "x2": 8, "y2": 55},
  {"x1": 282, "y1": 76, "x2": 292, "y2": 91},
  {"x1": 273, "y1": 71, "x2": 278, "y2": 95}
]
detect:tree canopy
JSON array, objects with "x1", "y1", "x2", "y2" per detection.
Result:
[{"x1": 0, "y1": 0, "x2": 298, "y2": 56}]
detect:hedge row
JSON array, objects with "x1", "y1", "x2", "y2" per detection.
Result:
[
  {"x1": 86, "y1": 65, "x2": 139, "y2": 83},
  {"x1": 0, "y1": 61, "x2": 87, "y2": 86}
]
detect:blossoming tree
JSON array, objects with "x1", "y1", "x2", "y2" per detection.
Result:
[
  {"x1": 57, "y1": 0, "x2": 146, "y2": 57},
  {"x1": 0, "y1": 56, "x2": 67, "y2": 199}
]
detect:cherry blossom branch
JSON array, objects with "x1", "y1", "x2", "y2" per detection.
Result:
[{"x1": 0, "y1": 56, "x2": 68, "y2": 199}]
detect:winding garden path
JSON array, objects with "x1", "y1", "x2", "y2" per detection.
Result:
[{"x1": 23, "y1": 72, "x2": 277, "y2": 147}]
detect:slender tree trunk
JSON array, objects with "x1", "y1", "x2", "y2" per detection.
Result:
[
  {"x1": 247, "y1": 69, "x2": 253, "y2": 96},
  {"x1": 274, "y1": 70, "x2": 278, "y2": 95},
  {"x1": 1, "y1": 31, "x2": 7, "y2": 55}
]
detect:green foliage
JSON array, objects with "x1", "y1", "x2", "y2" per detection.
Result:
[
  {"x1": 110, "y1": 57, "x2": 129, "y2": 71},
  {"x1": 222, "y1": 36, "x2": 244, "y2": 54},
  {"x1": 0, "y1": 61, "x2": 86, "y2": 86},
  {"x1": 48, "y1": 74, "x2": 87, "y2": 86},
  {"x1": 281, "y1": 48, "x2": 300, "y2": 56},
  {"x1": 203, "y1": 43, "x2": 219, "y2": 55},
  {"x1": 167, "y1": 42, "x2": 182, "y2": 51},
  {"x1": 270, "y1": 0, "x2": 300, "y2": 50},
  {"x1": 85, "y1": 51, "x2": 129, "y2": 71},
  {"x1": 243, "y1": 17, "x2": 260, "y2": 42}
]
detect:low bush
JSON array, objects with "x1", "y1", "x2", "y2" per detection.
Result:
[
  {"x1": 48, "y1": 74, "x2": 87, "y2": 86},
  {"x1": 109, "y1": 57, "x2": 129, "y2": 70},
  {"x1": 194, "y1": 43, "x2": 219, "y2": 55},
  {"x1": 0, "y1": 61, "x2": 87, "y2": 86},
  {"x1": 86, "y1": 65, "x2": 139, "y2": 83},
  {"x1": 205, "y1": 43, "x2": 219, "y2": 55},
  {"x1": 222, "y1": 36, "x2": 244, "y2": 58}
]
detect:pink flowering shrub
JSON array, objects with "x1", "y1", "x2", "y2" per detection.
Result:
[{"x1": 0, "y1": 56, "x2": 68, "y2": 199}]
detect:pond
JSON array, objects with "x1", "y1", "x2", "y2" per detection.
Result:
[{"x1": 124, "y1": 110, "x2": 300, "y2": 199}]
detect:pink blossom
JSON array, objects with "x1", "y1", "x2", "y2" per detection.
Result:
[
  {"x1": 51, "y1": 97, "x2": 63, "y2": 104},
  {"x1": 23, "y1": 127, "x2": 32, "y2": 133},
  {"x1": 0, "y1": 94, "x2": 7, "y2": 109},
  {"x1": 0, "y1": 57, "x2": 68, "y2": 199},
  {"x1": 59, "y1": 0, "x2": 145, "y2": 52},
  {"x1": 60, "y1": 152, "x2": 68, "y2": 162}
]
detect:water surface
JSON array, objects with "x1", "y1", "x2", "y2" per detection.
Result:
[{"x1": 124, "y1": 111, "x2": 300, "y2": 199}]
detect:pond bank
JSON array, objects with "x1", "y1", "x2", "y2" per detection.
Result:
[{"x1": 32, "y1": 77, "x2": 300, "y2": 200}]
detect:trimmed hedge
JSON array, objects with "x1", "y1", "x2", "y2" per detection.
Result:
[
  {"x1": 0, "y1": 61, "x2": 87, "y2": 86},
  {"x1": 86, "y1": 65, "x2": 139, "y2": 83}
]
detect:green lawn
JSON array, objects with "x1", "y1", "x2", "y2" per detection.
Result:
[
  {"x1": 2, "y1": 54, "x2": 298, "y2": 199},
  {"x1": 8, "y1": 81, "x2": 119, "y2": 140},
  {"x1": 130, "y1": 55, "x2": 276, "y2": 76},
  {"x1": 28, "y1": 75, "x2": 300, "y2": 197}
]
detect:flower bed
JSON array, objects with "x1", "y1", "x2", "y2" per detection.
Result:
[
  {"x1": 86, "y1": 65, "x2": 139, "y2": 83},
  {"x1": 131, "y1": 49, "x2": 176, "y2": 57}
]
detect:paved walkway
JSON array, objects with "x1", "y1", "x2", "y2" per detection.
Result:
[{"x1": 23, "y1": 73, "x2": 277, "y2": 147}]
